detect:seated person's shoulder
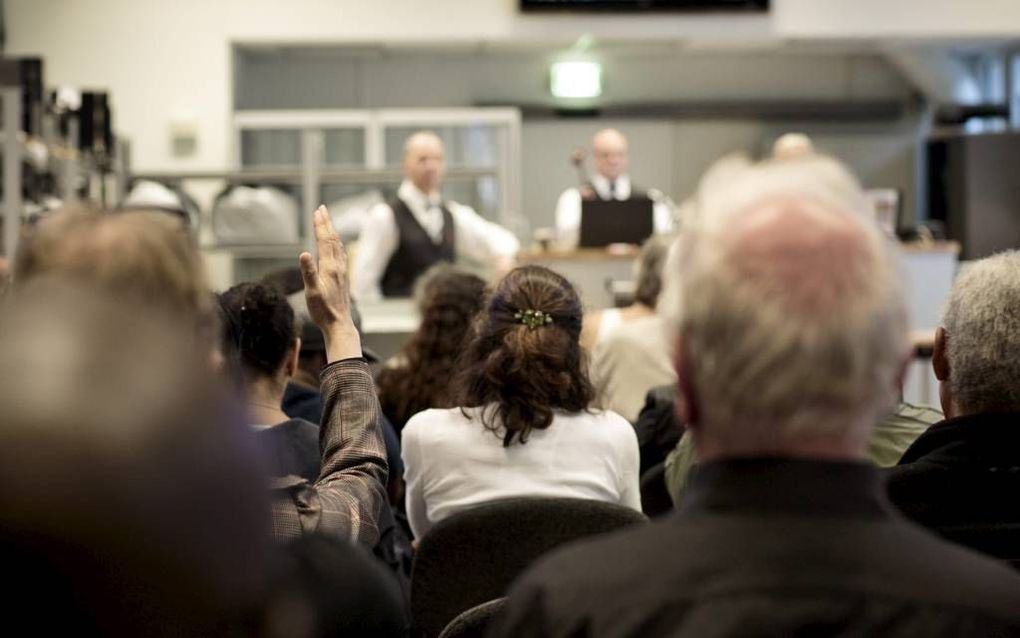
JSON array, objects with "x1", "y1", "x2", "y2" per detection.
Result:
[
  {"x1": 895, "y1": 402, "x2": 944, "y2": 426},
  {"x1": 597, "y1": 315, "x2": 669, "y2": 351},
  {"x1": 579, "y1": 408, "x2": 633, "y2": 429},
  {"x1": 572, "y1": 409, "x2": 640, "y2": 449},
  {"x1": 286, "y1": 417, "x2": 320, "y2": 436},
  {"x1": 877, "y1": 523, "x2": 1020, "y2": 614},
  {"x1": 402, "y1": 407, "x2": 467, "y2": 438}
]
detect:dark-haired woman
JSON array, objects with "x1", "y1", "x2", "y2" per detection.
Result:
[
  {"x1": 376, "y1": 264, "x2": 488, "y2": 432},
  {"x1": 401, "y1": 265, "x2": 640, "y2": 539},
  {"x1": 219, "y1": 282, "x2": 321, "y2": 482}
]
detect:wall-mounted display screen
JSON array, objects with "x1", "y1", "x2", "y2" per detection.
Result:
[{"x1": 521, "y1": 0, "x2": 768, "y2": 11}]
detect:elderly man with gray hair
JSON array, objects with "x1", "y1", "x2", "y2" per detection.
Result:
[
  {"x1": 489, "y1": 156, "x2": 1020, "y2": 638},
  {"x1": 888, "y1": 251, "x2": 1020, "y2": 566}
]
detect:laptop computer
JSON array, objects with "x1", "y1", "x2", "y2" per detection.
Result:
[{"x1": 579, "y1": 199, "x2": 654, "y2": 248}]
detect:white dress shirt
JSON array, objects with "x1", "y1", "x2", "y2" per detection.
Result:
[
  {"x1": 402, "y1": 406, "x2": 641, "y2": 539},
  {"x1": 554, "y1": 174, "x2": 674, "y2": 248},
  {"x1": 354, "y1": 180, "x2": 520, "y2": 301}
]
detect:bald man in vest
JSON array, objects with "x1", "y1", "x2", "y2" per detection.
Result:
[
  {"x1": 354, "y1": 131, "x2": 519, "y2": 300},
  {"x1": 554, "y1": 128, "x2": 674, "y2": 248}
]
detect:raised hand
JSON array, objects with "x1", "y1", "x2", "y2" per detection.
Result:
[{"x1": 299, "y1": 206, "x2": 362, "y2": 362}]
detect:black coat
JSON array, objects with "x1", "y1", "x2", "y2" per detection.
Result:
[
  {"x1": 633, "y1": 384, "x2": 684, "y2": 476},
  {"x1": 887, "y1": 412, "x2": 1020, "y2": 567},
  {"x1": 489, "y1": 458, "x2": 1020, "y2": 637}
]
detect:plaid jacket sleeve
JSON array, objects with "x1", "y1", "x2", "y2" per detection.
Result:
[{"x1": 270, "y1": 358, "x2": 388, "y2": 548}]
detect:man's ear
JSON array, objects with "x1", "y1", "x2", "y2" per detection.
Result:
[
  {"x1": 932, "y1": 327, "x2": 950, "y2": 382},
  {"x1": 284, "y1": 338, "x2": 301, "y2": 378},
  {"x1": 674, "y1": 342, "x2": 699, "y2": 428}
]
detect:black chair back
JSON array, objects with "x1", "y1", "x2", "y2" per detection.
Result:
[
  {"x1": 410, "y1": 497, "x2": 647, "y2": 637},
  {"x1": 437, "y1": 598, "x2": 506, "y2": 638},
  {"x1": 640, "y1": 461, "x2": 674, "y2": 518}
]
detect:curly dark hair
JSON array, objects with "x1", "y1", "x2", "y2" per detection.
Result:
[
  {"x1": 455, "y1": 265, "x2": 596, "y2": 447},
  {"x1": 218, "y1": 282, "x2": 296, "y2": 378},
  {"x1": 376, "y1": 266, "x2": 488, "y2": 431}
]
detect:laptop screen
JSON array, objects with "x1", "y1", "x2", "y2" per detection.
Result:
[{"x1": 579, "y1": 199, "x2": 654, "y2": 248}]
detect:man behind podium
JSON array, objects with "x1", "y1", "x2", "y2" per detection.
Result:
[
  {"x1": 554, "y1": 128, "x2": 673, "y2": 247},
  {"x1": 354, "y1": 131, "x2": 519, "y2": 300}
]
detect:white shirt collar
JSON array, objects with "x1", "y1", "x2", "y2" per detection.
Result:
[
  {"x1": 398, "y1": 179, "x2": 442, "y2": 209},
  {"x1": 591, "y1": 174, "x2": 631, "y2": 200}
]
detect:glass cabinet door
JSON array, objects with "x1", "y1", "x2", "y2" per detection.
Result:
[
  {"x1": 322, "y1": 128, "x2": 367, "y2": 167},
  {"x1": 239, "y1": 128, "x2": 301, "y2": 168}
]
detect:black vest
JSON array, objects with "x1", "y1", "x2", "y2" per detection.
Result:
[{"x1": 380, "y1": 197, "x2": 456, "y2": 298}]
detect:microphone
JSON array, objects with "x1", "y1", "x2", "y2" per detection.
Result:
[
  {"x1": 570, "y1": 148, "x2": 586, "y2": 168},
  {"x1": 570, "y1": 148, "x2": 593, "y2": 199}
]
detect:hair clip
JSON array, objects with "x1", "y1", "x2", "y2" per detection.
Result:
[{"x1": 514, "y1": 309, "x2": 553, "y2": 329}]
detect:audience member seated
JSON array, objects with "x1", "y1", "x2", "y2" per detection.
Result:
[
  {"x1": 376, "y1": 264, "x2": 488, "y2": 432},
  {"x1": 285, "y1": 299, "x2": 406, "y2": 506},
  {"x1": 262, "y1": 266, "x2": 381, "y2": 426},
  {"x1": 261, "y1": 267, "x2": 410, "y2": 583},
  {"x1": 579, "y1": 235, "x2": 670, "y2": 353},
  {"x1": 888, "y1": 251, "x2": 1020, "y2": 565},
  {"x1": 282, "y1": 316, "x2": 330, "y2": 424},
  {"x1": 282, "y1": 282, "x2": 404, "y2": 507},
  {"x1": 263, "y1": 267, "x2": 392, "y2": 434},
  {"x1": 219, "y1": 281, "x2": 320, "y2": 482},
  {"x1": 402, "y1": 265, "x2": 640, "y2": 539},
  {"x1": 19, "y1": 205, "x2": 390, "y2": 550},
  {"x1": 272, "y1": 208, "x2": 392, "y2": 551},
  {"x1": 664, "y1": 401, "x2": 942, "y2": 505},
  {"x1": 259, "y1": 267, "x2": 330, "y2": 424},
  {"x1": 588, "y1": 237, "x2": 675, "y2": 424},
  {"x1": 14, "y1": 206, "x2": 214, "y2": 333},
  {"x1": 0, "y1": 282, "x2": 270, "y2": 636},
  {"x1": 632, "y1": 383, "x2": 685, "y2": 475},
  {"x1": 489, "y1": 156, "x2": 1020, "y2": 637},
  {"x1": 219, "y1": 278, "x2": 407, "y2": 588},
  {"x1": 8, "y1": 205, "x2": 403, "y2": 627}
]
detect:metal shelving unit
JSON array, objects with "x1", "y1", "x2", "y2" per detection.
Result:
[{"x1": 1, "y1": 85, "x2": 22, "y2": 261}]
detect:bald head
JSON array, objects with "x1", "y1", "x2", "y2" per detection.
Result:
[
  {"x1": 772, "y1": 133, "x2": 815, "y2": 161},
  {"x1": 666, "y1": 155, "x2": 907, "y2": 459},
  {"x1": 403, "y1": 131, "x2": 446, "y2": 194},
  {"x1": 591, "y1": 128, "x2": 629, "y2": 180},
  {"x1": 725, "y1": 197, "x2": 879, "y2": 319}
]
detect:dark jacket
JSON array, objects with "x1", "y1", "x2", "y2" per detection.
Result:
[
  {"x1": 489, "y1": 458, "x2": 1020, "y2": 637},
  {"x1": 269, "y1": 360, "x2": 388, "y2": 549},
  {"x1": 283, "y1": 380, "x2": 404, "y2": 482},
  {"x1": 633, "y1": 384, "x2": 684, "y2": 475},
  {"x1": 887, "y1": 412, "x2": 1020, "y2": 566},
  {"x1": 276, "y1": 372, "x2": 412, "y2": 598},
  {"x1": 282, "y1": 381, "x2": 323, "y2": 426},
  {"x1": 253, "y1": 418, "x2": 321, "y2": 483}
]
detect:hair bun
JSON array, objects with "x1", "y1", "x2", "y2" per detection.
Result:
[{"x1": 219, "y1": 282, "x2": 296, "y2": 378}]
